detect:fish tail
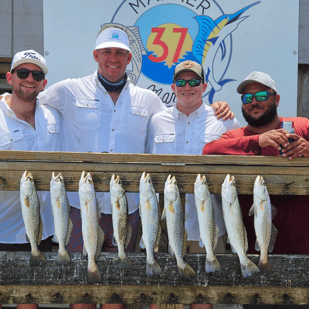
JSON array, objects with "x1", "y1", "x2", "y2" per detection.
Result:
[
  {"x1": 146, "y1": 260, "x2": 162, "y2": 277},
  {"x1": 30, "y1": 251, "x2": 46, "y2": 266},
  {"x1": 205, "y1": 255, "x2": 221, "y2": 273},
  {"x1": 240, "y1": 259, "x2": 260, "y2": 277},
  {"x1": 87, "y1": 264, "x2": 102, "y2": 284},
  {"x1": 178, "y1": 262, "x2": 196, "y2": 279},
  {"x1": 113, "y1": 255, "x2": 132, "y2": 270},
  {"x1": 56, "y1": 249, "x2": 71, "y2": 265},
  {"x1": 258, "y1": 259, "x2": 271, "y2": 273}
]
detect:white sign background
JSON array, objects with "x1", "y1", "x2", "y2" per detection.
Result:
[{"x1": 43, "y1": 0, "x2": 299, "y2": 126}]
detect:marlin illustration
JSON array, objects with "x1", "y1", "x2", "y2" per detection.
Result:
[{"x1": 192, "y1": 1, "x2": 260, "y2": 102}]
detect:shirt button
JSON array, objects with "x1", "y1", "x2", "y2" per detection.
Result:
[
  {"x1": 10, "y1": 138, "x2": 13, "y2": 141},
  {"x1": 186, "y1": 141, "x2": 189, "y2": 144},
  {"x1": 112, "y1": 129, "x2": 114, "y2": 132},
  {"x1": 110, "y1": 149, "x2": 113, "y2": 152},
  {"x1": 188, "y1": 122, "x2": 191, "y2": 125},
  {"x1": 114, "y1": 110, "x2": 116, "y2": 112},
  {"x1": 86, "y1": 104, "x2": 89, "y2": 107}
]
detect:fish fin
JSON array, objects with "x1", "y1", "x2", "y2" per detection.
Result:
[
  {"x1": 52, "y1": 234, "x2": 59, "y2": 243},
  {"x1": 248, "y1": 205, "x2": 255, "y2": 216},
  {"x1": 56, "y1": 249, "x2": 70, "y2": 265},
  {"x1": 183, "y1": 229, "x2": 188, "y2": 256},
  {"x1": 139, "y1": 202, "x2": 142, "y2": 217},
  {"x1": 178, "y1": 263, "x2": 196, "y2": 279},
  {"x1": 243, "y1": 226, "x2": 249, "y2": 253},
  {"x1": 240, "y1": 259, "x2": 260, "y2": 277},
  {"x1": 83, "y1": 242, "x2": 87, "y2": 256},
  {"x1": 37, "y1": 217, "x2": 43, "y2": 245},
  {"x1": 199, "y1": 238, "x2": 204, "y2": 248},
  {"x1": 271, "y1": 204, "x2": 278, "y2": 219},
  {"x1": 161, "y1": 208, "x2": 166, "y2": 220},
  {"x1": 255, "y1": 240, "x2": 260, "y2": 252},
  {"x1": 96, "y1": 227, "x2": 104, "y2": 259},
  {"x1": 146, "y1": 260, "x2": 162, "y2": 277},
  {"x1": 154, "y1": 226, "x2": 161, "y2": 252},
  {"x1": 125, "y1": 222, "x2": 132, "y2": 249},
  {"x1": 268, "y1": 224, "x2": 278, "y2": 253},
  {"x1": 112, "y1": 235, "x2": 117, "y2": 247},
  {"x1": 230, "y1": 243, "x2": 237, "y2": 254},
  {"x1": 258, "y1": 259, "x2": 271, "y2": 273},
  {"x1": 205, "y1": 256, "x2": 221, "y2": 273},
  {"x1": 113, "y1": 255, "x2": 132, "y2": 269},
  {"x1": 30, "y1": 251, "x2": 46, "y2": 266},
  {"x1": 213, "y1": 224, "x2": 219, "y2": 249},
  {"x1": 139, "y1": 236, "x2": 145, "y2": 249},
  {"x1": 65, "y1": 218, "x2": 73, "y2": 246},
  {"x1": 87, "y1": 265, "x2": 102, "y2": 284},
  {"x1": 168, "y1": 244, "x2": 175, "y2": 256}
]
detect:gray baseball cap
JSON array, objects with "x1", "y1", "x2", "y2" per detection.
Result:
[{"x1": 237, "y1": 71, "x2": 277, "y2": 94}]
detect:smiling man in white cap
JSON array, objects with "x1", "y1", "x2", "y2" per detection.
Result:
[{"x1": 0, "y1": 50, "x2": 61, "y2": 309}]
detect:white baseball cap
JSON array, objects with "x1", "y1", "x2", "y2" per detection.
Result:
[
  {"x1": 10, "y1": 50, "x2": 48, "y2": 75},
  {"x1": 237, "y1": 71, "x2": 277, "y2": 94},
  {"x1": 95, "y1": 28, "x2": 131, "y2": 52}
]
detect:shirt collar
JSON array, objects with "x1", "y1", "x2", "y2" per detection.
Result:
[{"x1": 172, "y1": 102, "x2": 206, "y2": 119}]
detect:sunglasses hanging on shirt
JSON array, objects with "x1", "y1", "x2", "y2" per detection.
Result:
[{"x1": 11, "y1": 68, "x2": 45, "y2": 82}]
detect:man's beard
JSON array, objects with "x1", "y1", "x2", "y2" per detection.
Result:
[{"x1": 242, "y1": 101, "x2": 277, "y2": 127}]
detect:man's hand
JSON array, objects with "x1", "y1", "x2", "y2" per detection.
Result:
[
  {"x1": 258, "y1": 129, "x2": 289, "y2": 149},
  {"x1": 211, "y1": 101, "x2": 234, "y2": 121},
  {"x1": 281, "y1": 133, "x2": 309, "y2": 160}
]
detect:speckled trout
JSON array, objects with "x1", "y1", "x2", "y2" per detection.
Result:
[
  {"x1": 50, "y1": 172, "x2": 73, "y2": 265},
  {"x1": 20, "y1": 171, "x2": 46, "y2": 266},
  {"x1": 249, "y1": 175, "x2": 278, "y2": 272},
  {"x1": 139, "y1": 172, "x2": 161, "y2": 276},
  {"x1": 162, "y1": 175, "x2": 195, "y2": 279},
  {"x1": 79, "y1": 171, "x2": 104, "y2": 284},
  {"x1": 110, "y1": 174, "x2": 132, "y2": 269},
  {"x1": 221, "y1": 174, "x2": 259, "y2": 277},
  {"x1": 194, "y1": 174, "x2": 220, "y2": 273}
]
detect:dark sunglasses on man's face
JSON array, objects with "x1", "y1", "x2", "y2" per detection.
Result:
[
  {"x1": 174, "y1": 78, "x2": 202, "y2": 87},
  {"x1": 241, "y1": 91, "x2": 276, "y2": 104},
  {"x1": 11, "y1": 68, "x2": 45, "y2": 82}
]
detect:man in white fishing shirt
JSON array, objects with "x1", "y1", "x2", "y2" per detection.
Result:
[
  {"x1": 146, "y1": 60, "x2": 241, "y2": 309},
  {"x1": 0, "y1": 50, "x2": 61, "y2": 309}
]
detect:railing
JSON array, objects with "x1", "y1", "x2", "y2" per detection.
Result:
[{"x1": 0, "y1": 151, "x2": 308, "y2": 306}]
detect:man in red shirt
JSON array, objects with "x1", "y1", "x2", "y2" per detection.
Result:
[{"x1": 203, "y1": 71, "x2": 309, "y2": 256}]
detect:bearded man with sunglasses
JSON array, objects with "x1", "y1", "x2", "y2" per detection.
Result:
[
  {"x1": 146, "y1": 61, "x2": 240, "y2": 305},
  {"x1": 203, "y1": 71, "x2": 309, "y2": 259},
  {"x1": 0, "y1": 50, "x2": 61, "y2": 309}
]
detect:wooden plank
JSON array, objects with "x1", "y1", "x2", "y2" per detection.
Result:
[
  {"x1": 297, "y1": 64, "x2": 309, "y2": 118},
  {"x1": 1, "y1": 252, "x2": 309, "y2": 305},
  {"x1": 12, "y1": 0, "x2": 44, "y2": 55},
  {"x1": 0, "y1": 62, "x2": 11, "y2": 74},
  {"x1": 0, "y1": 79, "x2": 11, "y2": 91}
]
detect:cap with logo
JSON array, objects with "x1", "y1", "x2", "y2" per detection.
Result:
[
  {"x1": 10, "y1": 50, "x2": 48, "y2": 75},
  {"x1": 173, "y1": 60, "x2": 204, "y2": 82},
  {"x1": 95, "y1": 28, "x2": 131, "y2": 52},
  {"x1": 237, "y1": 71, "x2": 277, "y2": 94}
]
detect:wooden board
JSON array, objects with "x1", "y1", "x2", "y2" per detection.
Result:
[
  {"x1": 0, "y1": 151, "x2": 308, "y2": 194},
  {"x1": 1, "y1": 252, "x2": 309, "y2": 305}
]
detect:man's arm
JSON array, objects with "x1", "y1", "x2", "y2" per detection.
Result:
[{"x1": 202, "y1": 130, "x2": 260, "y2": 155}]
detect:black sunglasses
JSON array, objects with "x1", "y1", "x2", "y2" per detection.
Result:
[
  {"x1": 174, "y1": 78, "x2": 202, "y2": 87},
  {"x1": 11, "y1": 68, "x2": 45, "y2": 82},
  {"x1": 241, "y1": 91, "x2": 276, "y2": 104}
]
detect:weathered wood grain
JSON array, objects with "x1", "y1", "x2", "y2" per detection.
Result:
[
  {"x1": 0, "y1": 151, "x2": 308, "y2": 194},
  {"x1": 0, "y1": 252, "x2": 309, "y2": 305}
]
